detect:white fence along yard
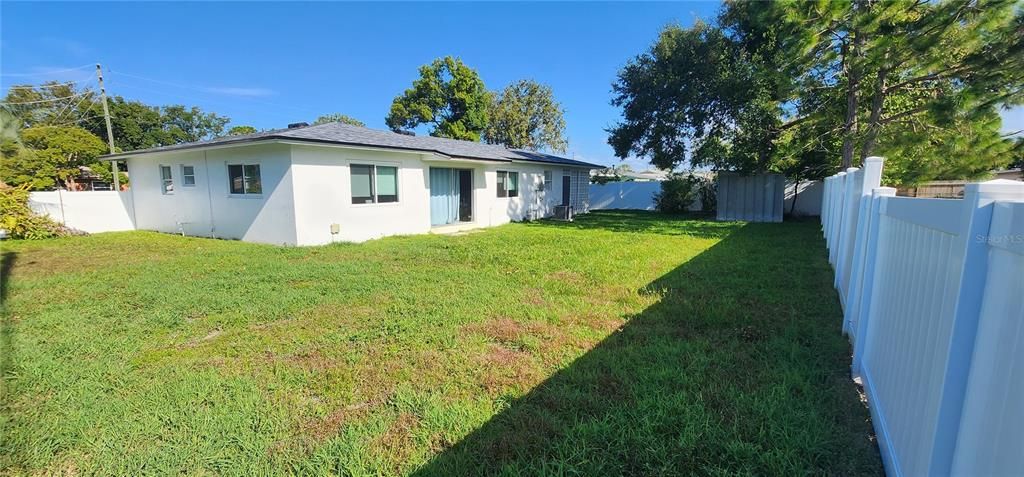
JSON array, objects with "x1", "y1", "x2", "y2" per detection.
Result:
[
  {"x1": 29, "y1": 191, "x2": 136, "y2": 233},
  {"x1": 588, "y1": 181, "x2": 660, "y2": 210},
  {"x1": 821, "y1": 157, "x2": 1024, "y2": 477}
]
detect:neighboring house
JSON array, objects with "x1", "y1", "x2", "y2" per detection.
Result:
[
  {"x1": 591, "y1": 167, "x2": 668, "y2": 182},
  {"x1": 624, "y1": 169, "x2": 670, "y2": 181},
  {"x1": 101, "y1": 122, "x2": 600, "y2": 245},
  {"x1": 896, "y1": 169, "x2": 1023, "y2": 199},
  {"x1": 993, "y1": 168, "x2": 1022, "y2": 181},
  {"x1": 63, "y1": 166, "x2": 113, "y2": 191}
]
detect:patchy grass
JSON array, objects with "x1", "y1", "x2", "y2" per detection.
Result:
[{"x1": 0, "y1": 211, "x2": 881, "y2": 475}]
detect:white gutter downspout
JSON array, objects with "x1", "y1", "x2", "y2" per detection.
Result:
[
  {"x1": 126, "y1": 161, "x2": 139, "y2": 229},
  {"x1": 203, "y1": 151, "x2": 217, "y2": 238}
]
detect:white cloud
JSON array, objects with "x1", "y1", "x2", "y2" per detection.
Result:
[{"x1": 202, "y1": 87, "x2": 275, "y2": 97}]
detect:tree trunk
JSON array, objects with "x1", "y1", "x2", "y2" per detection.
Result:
[
  {"x1": 861, "y1": 59, "x2": 889, "y2": 160},
  {"x1": 840, "y1": 32, "x2": 863, "y2": 170},
  {"x1": 789, "y1": 178, "x2": 801, "y2": 216}
]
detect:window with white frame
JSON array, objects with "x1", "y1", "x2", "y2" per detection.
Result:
[
  {"x1": 543, "y1": 170, "x2": 552, "y2": 191},
  {"x1": 496, "y1": 170, "x2": 519, "y2": 198},
  {"x1": 350, "y1": 164, "x2": 398, "y2": 204},
  {"x1": 181, "y1": 165, "x2": 196, "y2": 187},
  {"x1": 159, "y1": 165, "x2": 173, "y2": 194},
  {"x1": 228, "y1": 163, "x2": 262, "y2": 195}
]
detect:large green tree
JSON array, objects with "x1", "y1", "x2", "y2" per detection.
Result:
[
  {"x1": 81, "y1": 96, "x2": 167, "y2": 151},
  {"x1": 1, "y1": 126, "x2": 108, "y2": 189},
  {"x1": 227, "y1": 125, "x2": 258, "y2": 136},
  {"x1": 484, "y1": 80, "x2": 568, "y2": 152},
  {"x1": 2, "y1": 81, "x2": 95, "y2": 128},
  {"x1": 731, "y1": 0, "x2": 1023, "y2": 183},
  {"x1": 161, "y1": 105, "x2": 230, "y2": 143},
  {"x1": 608, "y1": 21, "x2": 783, "y2": 173},
  {"x1": 314, "y1": 113, "x2": 365, "y2": 127},
  {"x1": 609, "y1": 1, "x2": 1024, "y2": 185},
  {"x1": 386, "y1": 56, "x2": 491, "y2": 141}
]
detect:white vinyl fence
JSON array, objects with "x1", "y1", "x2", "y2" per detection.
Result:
[
  {"x1": 588, "y1": 181, "x2": 660, "y2": 210},
  {"x1": 821, "y1": 157, "x2": 1024, "y2": 477},
  {"x1": 29, "y1": 191, "x2": 135, "y2": 233}
]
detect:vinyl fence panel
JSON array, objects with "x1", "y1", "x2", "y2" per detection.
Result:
[
  {"x1": 821, "y1": 158, "x2": 1024, "y2": 477},
  {"x1": 951, "y1": 201, "x2": 1024, "y2": 476},
  {"x1": 588, "y1": 182, "x2": 660, "y2": 210},
  {"x1": 29, "y1": 190, "x2": 136, "y2": 233}
]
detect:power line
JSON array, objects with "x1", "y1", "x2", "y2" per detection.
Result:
[
  {"x1": 51, "y1": 84, "x2": 97, "y2": 125},
  {"x1": 0, "y1": 91, "x2": 92, "y2": 106},
  {"x1": 107, "y1": 80, "x2": 320, "y2": 125},
  {"x1": 108, "y1": 81, "x2": 289, "y2": 119},
  {"x1": 48, "y1": 114, "x2": 103, "y2": 128},
  {"x1": 0, "y1": 64, "x2": 94, "y2": 77},
  {"x1": 107, "y1": 69, "x2": 325, "y2": 115},
  {"x1": 3, "y1": 80, "x2": 86, "y2": 90}
]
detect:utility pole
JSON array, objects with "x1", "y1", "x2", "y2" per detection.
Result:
[{"x1": 96, "y1": 63, "x2": 119, "y2": 190}]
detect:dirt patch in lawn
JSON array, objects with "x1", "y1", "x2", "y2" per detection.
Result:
[
  {"x1": 371, "y1": 412, "x2": 421, "y2": 473},
  {"x1": 463, "y1": 317, "x2": 525, "y2": 346},
  {"x1": 478, "y1": 344, "x2": 542, "y2": 393}
]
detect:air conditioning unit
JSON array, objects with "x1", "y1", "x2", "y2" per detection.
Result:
[{"x1": 553, "y1": 205, "x2": 574, "y2": 221}]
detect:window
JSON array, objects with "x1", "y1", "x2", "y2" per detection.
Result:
[
  {"x1": 496, "y1": 170, "x2": 519, "y2": 198},
  {"x1": 160, "y1": 165, "x2": 173, "y2": 194},
  {"x1": 543, "y1": 170, "x2": 552, "y2": 191},
  {"x1": 182, "y1": 165, "x2": 196, "y2": 187},
  {"x1": 350, "y1": 164, "x2": 398, "y2": 204},
  {"x1": 228, "y1": 163, "x2": 262, "y2": 195}
]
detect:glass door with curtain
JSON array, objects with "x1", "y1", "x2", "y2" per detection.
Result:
[{"x1": 429, "y1": 168, "x2": 472, "y2": 226}]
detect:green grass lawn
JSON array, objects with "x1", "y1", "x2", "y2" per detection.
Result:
[{"x1": 0, "y1": 211, "x2": 881, "y2": 476}]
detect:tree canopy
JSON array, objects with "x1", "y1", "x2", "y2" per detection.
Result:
[
  {"x1": 608, "y1": 21, "x2": 781, "y2": 173},
  {"x1": 2, "y1": 84, "x2": 231, "y2": 189},
  {"x1": 385, "y1": 56, "x2": 491, "y2": 141},
  {"x1": 314, "y1": 113, "x2": 365, "y2": 127},
  {"x1": 1, "y1": 126, "x2": 108, "y2": 189},
  {"x1": 227, "y1": 125, "x2": 258, "y2": 136},
  {"x1": 485, "y1": 80, "x2": 568, "y2": 153},
  {"x1": 609, "y1": 1, "x2": 1024, "y2": 185}
]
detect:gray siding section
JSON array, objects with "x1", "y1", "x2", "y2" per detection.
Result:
[{"x1": 716, "y1": 173, "x2": 784, "y2": 222}]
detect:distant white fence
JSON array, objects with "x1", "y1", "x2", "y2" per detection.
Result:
[
  {"x1": 717, "y1": 173, "x2": 784, "y2": 222},
  {"x1": 822, "y1": 157, "x2": 1024, "y2": 477},
  {"x1": 784, "y1": 180, "x2": 823, "y2": 216},
  {"x1": 588, "y1": 181, "x2": 660, "y2": 210},
  {"x1": 29, "y1": 191, "x2": 135, "y2": 233}
]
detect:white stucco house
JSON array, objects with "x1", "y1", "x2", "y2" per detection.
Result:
[{"x1": 101, "y1": 122, "x2": 600, "y2": 245}]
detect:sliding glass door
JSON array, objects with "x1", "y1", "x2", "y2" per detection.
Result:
[{"x1": 429, "y1": 168, "x2": 472, "y2": 226}]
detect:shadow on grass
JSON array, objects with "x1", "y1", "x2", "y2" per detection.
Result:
[
  {"x1": 413, "y1": 223, "x2": 881, "y2": 475},
  {"x1": 530, "y1": 210, "x2": 733, "y2": 239},
  {"x1": 1, "y1": 252, "x2": 16, "y2": 448}
]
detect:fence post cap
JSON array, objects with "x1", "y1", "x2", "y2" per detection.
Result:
[
  {"x1": 864, "y1": 156, "x2": 885, "y2": 163},
  {"x1": 872, "y1": 187, "x2": 897, "y2": 197},
  {"x1": 965, "y1": 179, "x2": 1024, "y2": 197}
]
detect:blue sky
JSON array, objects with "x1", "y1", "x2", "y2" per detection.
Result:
[{"x1": 2, "y1": 2, "x2": 1020, "y2": 170}]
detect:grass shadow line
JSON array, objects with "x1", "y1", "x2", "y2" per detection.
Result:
[
  {"x1": 411, "y1": 223, "x2": 881, "y2": 475},
  {"x1": 1, "y1": 251, "x2": 17, "y2": 454}
]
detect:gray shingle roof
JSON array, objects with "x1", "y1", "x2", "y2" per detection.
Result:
[{"x1": 101, "y1": 122, "x2": 602, "y2": 168}]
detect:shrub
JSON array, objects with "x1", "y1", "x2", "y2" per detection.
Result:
[
  {"x1": 0, "y1": 183, "x2": 67, "y2": 239},
  {"x1": 654, "y1": 174, "x2": 716, "y2": 213}
]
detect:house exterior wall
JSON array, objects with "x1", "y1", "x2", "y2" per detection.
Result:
[
  {"x1": 290, "y1": 145, "x2": 432, "y2": 244},
  {"x1": 125, "y1": 142, "x2": 591, "y2": 246},
  {"x1": 126, "y1": 143, "x2": 298, "y2": 245}
]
